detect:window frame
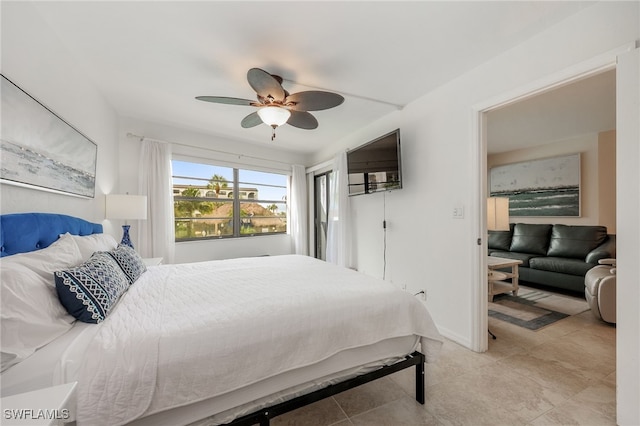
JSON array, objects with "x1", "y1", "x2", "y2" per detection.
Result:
[{"x1": 172, "y1": 160, "x2": 288, "y2": 242}]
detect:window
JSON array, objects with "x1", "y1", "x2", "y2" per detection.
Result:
[{"x1": 172, "y1": 160, "x2": 288, "y2": 241}]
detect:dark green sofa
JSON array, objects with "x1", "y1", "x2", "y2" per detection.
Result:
[{"x1": 488, "y1": 223, "x2": 616, "y2": 293}]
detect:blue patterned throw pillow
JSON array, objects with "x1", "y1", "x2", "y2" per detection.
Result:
[
  {"x1": 55, "y1": 252, "x2": 130, "y2": 323},
  {"x1": 103, "y1": 244, "x2": 147, "y2": 285}
]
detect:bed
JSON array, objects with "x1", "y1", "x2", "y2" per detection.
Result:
[{"x1": 0, "y1": 212, "x2": 443, "y2": 426}]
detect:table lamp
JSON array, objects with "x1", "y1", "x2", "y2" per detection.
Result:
[
  {"x1": 106, "y1": 194, "x2": 148, "y2": 249},
  {"x1": 487, "y1": 197, "x2": 510, "y2": 231}
]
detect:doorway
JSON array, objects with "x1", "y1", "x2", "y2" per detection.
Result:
[
  {"x1": 472, "y1": 41, "x2": 640, "y2": 424},
  {"x1": 471, "y1": 49, "x2": 628, "y2": 353},
  {"x1": 314, "y1": 171, "x2": 333, "y2": 260},
  {"x1": 481, "y1": 67, "x2": 616, "y2": 344}
]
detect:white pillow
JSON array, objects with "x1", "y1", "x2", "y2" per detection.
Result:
[
  {"x1": 0, "y1": 236, "x2": 82, "y2": 372},
  {"x1": 60, "y1": 232, "x2": 118, "y2": 261}
]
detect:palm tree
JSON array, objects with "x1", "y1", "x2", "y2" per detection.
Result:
[
  {"x1": 208, "y1": 174, "x2": 229, "y2": 196},
  {"x1": 267, "y1": 204, "x2": 278, "y2": 215},
  {"x1": 174, "y1": 187, "x2": 214, "y2": 238}
]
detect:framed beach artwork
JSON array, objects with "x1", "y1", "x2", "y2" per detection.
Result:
[
  {"x1": 0, "y1": 75, "x2": 97, "y2": 198},
  {"x1": 490, "y1": 153, "x2": 581, "y2": 217}
]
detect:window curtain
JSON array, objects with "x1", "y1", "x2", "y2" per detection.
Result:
[
  {"x1": 290, "y1": 164, "x2": 309, "y2": 255},
  {"x1": 326, "y1": 151, "x2": 353, "y2": 268},
  {"x1": 137, "y1": 139, "x2": 175, "y2": 263}
]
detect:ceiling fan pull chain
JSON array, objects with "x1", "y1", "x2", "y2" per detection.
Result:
[{"x1": 271, "y1": 126, "x2": 276, "y2": 141}]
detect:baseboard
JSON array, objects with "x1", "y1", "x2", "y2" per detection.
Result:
[{"x1": 436, "y1": 326, "x2": 472, "y2": 350}]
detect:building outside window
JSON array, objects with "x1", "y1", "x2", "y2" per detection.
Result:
[{"x1": 172, "y1": 160, "x2": 288, "y2": 241}]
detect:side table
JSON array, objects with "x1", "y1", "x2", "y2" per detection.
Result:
[
  {"x1": 0, "y1": 382, "x2": 77, "y2": 425},
  {"x1": 487, "y1": 256, "x2": 523, "y2": 301},
  {"x1": 488, "y1": 270, "x2": 509, "y2": 302},
  {"x1": 487, "y1": 270, "x2": 508, "y2": 341}
]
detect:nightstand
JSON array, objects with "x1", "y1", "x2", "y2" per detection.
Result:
[
  {"x1": 0, "y1": 382, "x2": 77, "y2": 425},
  {"x1": 143, "y1": 257, "x2": 163, "y2": 266}
]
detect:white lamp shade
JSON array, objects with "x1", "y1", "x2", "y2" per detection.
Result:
[
  {"x1": 106, "y1": 194, "x2": 148, "y2": 220},
  {"x1": 257, "y1": 106, "x2": 291, "y2": 127},
  {"x1": 487, "y1": 197, "x2": 509, "y2": 231}
]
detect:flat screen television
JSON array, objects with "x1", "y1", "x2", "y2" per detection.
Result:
[{"x1": 347, "y1": 129, "x2": 402, "y2": 196}]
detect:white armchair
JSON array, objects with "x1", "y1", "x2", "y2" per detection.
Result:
[{"x1": 584, "y1": 258, "x2": 616, "y2": 324}]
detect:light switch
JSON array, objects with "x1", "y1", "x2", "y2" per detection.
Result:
[{"x1": 453, "y1": 206, "x2": 464, "y2": 219}]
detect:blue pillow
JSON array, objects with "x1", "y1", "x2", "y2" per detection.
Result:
[
  {"x1": 103, "y1": 244, "x2": 147, "y2": 285},
  {"x1": 55, "y1": 252, "x2": 130, "y2": 323}
]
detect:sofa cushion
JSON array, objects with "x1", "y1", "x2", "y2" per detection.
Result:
[
  {"x1": 529, "y1": 256, "x2": 594, "y2": 277},
  {"x1": 510, "y1": 224, "x2": 552, "y2": 255},
  {"x1": 585, "y1": 235, "x2": 616, "y2": 264},
  {"x1": 488, "y1": 251, "x2": 541, "y2": 268},
  {"x1": 547, "y1": 225, "x2": 608, "y2": 259},
  {"x1": 488, "y1": 224, "x2": 514, "y2": 251}
]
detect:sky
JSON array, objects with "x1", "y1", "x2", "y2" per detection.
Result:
[{"x1": 172, "y1": 160, "x2": 287, "y2": 203}]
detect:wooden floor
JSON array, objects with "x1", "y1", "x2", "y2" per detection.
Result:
[{"x1": 271, "y1": 308, "x2": 616, "y2": 425}]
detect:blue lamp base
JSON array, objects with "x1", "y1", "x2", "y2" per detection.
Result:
[{"x1": 120, "y1": 225, "x2": 134, "y2": 249}]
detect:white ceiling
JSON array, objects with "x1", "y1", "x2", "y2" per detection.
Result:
[
  {"x1": 28, "y1": 1, "x2": 600, "y2": 154},
  {"x1": 487, "y1": 69, "x2": 616, "y2": 154}
]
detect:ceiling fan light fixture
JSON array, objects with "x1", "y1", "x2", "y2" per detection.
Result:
[
  {"x1": 196, "y1": 67, "x2": 343, "y2": 140},
  {"x1": 257, "y1": 106, "x2": 291, "y2": 127}
]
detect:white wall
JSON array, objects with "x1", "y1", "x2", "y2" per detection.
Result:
[
  {"x1": 311, "y1": 2, "x2": 639, "y2": 346},
  {"x1": 0, "y1": 2, "x2": 120, "y2": 239},
  {"x1": 615, "y1": 44, "x2": 640, "y2": 426},
  {"x1": 312, "y1": 2, "x2": 639, "y2": 423},
  {"x1": 117, "y1": 116, "x2": 309, "y2": 261}
]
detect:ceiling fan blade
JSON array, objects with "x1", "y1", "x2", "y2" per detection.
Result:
[
  {"x1": 287, "y1": 110, "x2": 318, "y2": 130},
  {"x1": 247, "y1": 68, "x2": 286, "y2": 102},
  {"x1": 196, "y1": 96, "x2": 256, "y2": 106},
  {"x1": 241, "y1": 111, "x2": 263, "y2": 128},
  {"x1": 286, "y1": 91, "x2": 345, "y2": 111}
]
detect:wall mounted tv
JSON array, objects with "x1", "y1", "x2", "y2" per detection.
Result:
[{"x1": 347, "y1": 129, "x2": 402, "y2": 196}]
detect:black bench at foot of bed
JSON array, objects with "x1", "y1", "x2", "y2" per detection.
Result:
[{"x1": 225, "y1": 351, "x2": 426, "y2": 426}]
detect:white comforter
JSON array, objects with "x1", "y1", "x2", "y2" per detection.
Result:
[{"x1": 76, "y1": 255, "x2": 443, "y2": 426}]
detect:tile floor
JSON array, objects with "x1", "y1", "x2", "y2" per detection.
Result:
[{"x1": 272, "y1": 308, "x2": 616, "y2": 425}]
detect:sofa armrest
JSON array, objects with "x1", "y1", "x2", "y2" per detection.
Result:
[
  {"x1": 598, "y1": 276, "x2": 617, "y2": 323},
  {"x1": 586, "y1": 235, "x2": 616, "y2": 264}
]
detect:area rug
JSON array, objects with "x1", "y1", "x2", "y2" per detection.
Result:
[{"x1": 489, "y1": 286, "x2": 589, "y2": 331}]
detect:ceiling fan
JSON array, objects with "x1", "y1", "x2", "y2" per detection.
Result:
[{"x1": 196, "y1": 68, "x2": 344, "y2": 140}]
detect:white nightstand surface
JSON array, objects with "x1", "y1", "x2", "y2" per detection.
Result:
[
  {"x1": 1, "y1": 382, "x2": 76, "y2": 425},
  {"x1": 143, "y1": 257, "x2": 163, "y2": 266}
]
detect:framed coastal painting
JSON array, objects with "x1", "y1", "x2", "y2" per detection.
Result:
[
  {"x1": 489, "y1": 153, "x2": 581, "y2": 217},
  {"x1": 0, "y1": 75, "x2": 97, "y2": 198}
]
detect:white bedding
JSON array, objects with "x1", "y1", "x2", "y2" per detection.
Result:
[
  {"x1": 0, "y1": 322, "x2": 99, "y2": 398},
  {"x1": 71, "y1": 255, "x2": 442, "y2": 425}
]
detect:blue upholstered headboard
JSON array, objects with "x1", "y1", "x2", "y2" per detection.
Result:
[{"x1": 0, "y1": 213, "x2": 103, "y2": 257}]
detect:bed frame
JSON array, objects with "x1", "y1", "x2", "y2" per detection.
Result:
[
  {"x1": 0, "y1": 212, "x2": 427, "y2": 426},
  {"x1": 225, "y1": 351, "x2": 425, "y2": 426}
]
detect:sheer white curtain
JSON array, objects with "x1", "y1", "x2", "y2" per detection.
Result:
[
  {"x1": 137, "y1": 139, "x2": 175, "y2": 263},
  {"x1": 289, "y1": 164, "x2": 309, "y2": 255},
  {"x1": 326, "y1": 151, "x2": 353, "y2": 268}
]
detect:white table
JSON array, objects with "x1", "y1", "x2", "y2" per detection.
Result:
[
  {"x1": 0, "y1": 382, "x2": 77, "y2": 425},
  {"x1": 487, "y1": 256, "x2": 523, "y2": 301}
]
